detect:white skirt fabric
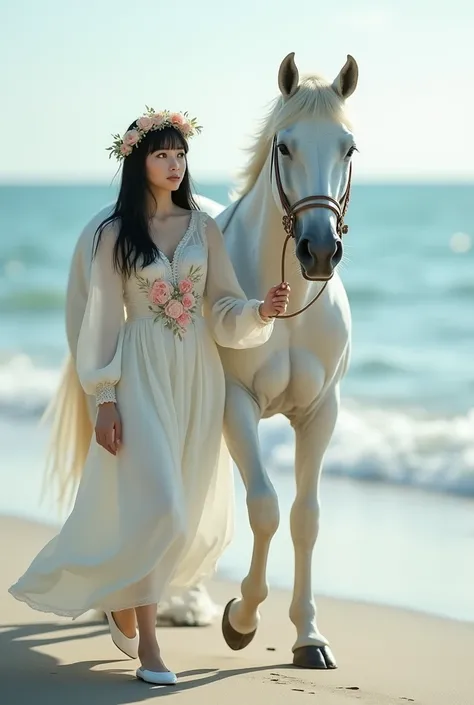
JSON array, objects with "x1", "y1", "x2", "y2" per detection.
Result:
[
  {"x1": 9, "y1": 211, "x2": 274, "y2": 618},
  {"x1": 9, "y1": 316, "x2": 234, "y2": 618}
]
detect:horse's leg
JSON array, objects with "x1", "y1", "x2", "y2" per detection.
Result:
[
  {"x1": 221, "y1": 383, "x2": 279, "y2": 649},
  {"x1": 289, "y1": 387, "x2": 339, "y2": 669}
]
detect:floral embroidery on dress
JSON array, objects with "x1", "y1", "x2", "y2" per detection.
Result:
[{"x1": 137, "y1": 265, "x2": 203, "y2": 339}]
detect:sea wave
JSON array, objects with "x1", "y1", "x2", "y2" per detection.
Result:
[
  {"x1": 0, "y1": 289, "x2": 65, "y2": 313},
  {"x1": 0, "y1": 355, "x2": 60, "y2": 417},
  {"x1": 260, "y1": 406, "x2": 474, "y2": 497},
  {"x1": 1, "y1": 356, "x2": 473, "y2": 498}
]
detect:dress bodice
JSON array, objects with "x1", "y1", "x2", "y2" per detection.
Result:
[{"x1": 123, "y1": 211, "x2": 208, "y2": 334}]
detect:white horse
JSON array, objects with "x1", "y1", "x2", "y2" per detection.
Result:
[{"x1": 215, "y1": 52, "x2": 358, "y2": 669}]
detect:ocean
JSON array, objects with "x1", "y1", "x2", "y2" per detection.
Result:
[{"x1": 1, "y1": 181, "x2": 473, "y2": 623}]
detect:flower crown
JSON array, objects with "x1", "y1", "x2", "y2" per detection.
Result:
[{"x1": 107, "y1": 106, "x2": 202, "y2": 161}]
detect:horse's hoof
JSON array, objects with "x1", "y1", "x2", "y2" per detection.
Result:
[
  {"x1": 221, "y1": 598, "x2": 257, "y2": 651},
  {"x1": 293, "y1": 645, "x2": 337, "y2": 669}
]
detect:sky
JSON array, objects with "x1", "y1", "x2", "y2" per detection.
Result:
[{"x1": 1, "y1": 0, "x2": 473, "y2": 183}]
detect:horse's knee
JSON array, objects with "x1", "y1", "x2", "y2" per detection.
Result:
[
  {"x1": 247, "y1": 483, "x2": 280, "y2": 538},
  {"x1": 290, "y1": 497, "x2": 320, "y2": 548}
]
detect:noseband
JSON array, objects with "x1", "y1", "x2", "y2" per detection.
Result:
[{"x1": 270, "y1": 135, "x2": 353, "y2": 318}]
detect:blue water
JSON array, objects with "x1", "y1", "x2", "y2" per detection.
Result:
[
  {"x1": 1, "y1": 182, "x2": 473, "y2": 494},
  {"x1": 0, "y1": 182, "x2": 473, "y2": 623}
]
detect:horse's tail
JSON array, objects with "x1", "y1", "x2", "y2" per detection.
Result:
[{"x1": 41, "y1": 353, "x2": 93, "y2": 510}]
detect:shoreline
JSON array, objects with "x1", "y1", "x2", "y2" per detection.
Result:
[
  {"x1": 2, "y1": 459, "x2": 474, "y2": 626},
  {"x1": 2, "y1": 514, "x2": 473, "y2": 704},
  {"x1": 4, "y1": 512, "x2": 472, "y2": 631}
]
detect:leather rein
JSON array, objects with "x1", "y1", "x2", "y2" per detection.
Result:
[{"x1": 270, "y1": 135, "x2": 353, "y2": 319}]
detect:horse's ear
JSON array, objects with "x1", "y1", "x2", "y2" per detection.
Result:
[
  {"x1": 332, "y1": 55, "x2": 359, "y2": 99},
  {"x1": 278, "y1": 52, "x2": 300, "y2": 100}
]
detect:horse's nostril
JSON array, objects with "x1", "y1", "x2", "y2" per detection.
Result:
[
  {"x1": 333, "y1": 240, "x2": 343, "y2": 265},
  {"x1": 299, "y1": 238, "x2": 312, "y2": 260}
]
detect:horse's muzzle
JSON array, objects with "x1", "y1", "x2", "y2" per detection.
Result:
[{"x1": 296, "y1": 235, "x2": 343, "y2": 280}]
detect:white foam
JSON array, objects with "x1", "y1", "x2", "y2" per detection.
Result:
[
  {"x1": 0, "y1": 355, "x2": 60, "y2": 416},
  {"x1": 1, "y1": 356, "x2": 473, "y2": 496},
  {"x1": 259, "y1": 404, "x2": 474, "y2": 496}
]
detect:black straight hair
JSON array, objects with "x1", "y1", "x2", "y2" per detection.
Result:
[{"x1": 95, "y1": 124, "x2": 199, "y2": 278}]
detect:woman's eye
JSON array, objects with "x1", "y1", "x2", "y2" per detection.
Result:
[
  {"x1": 178, "y1": 152, "x2": 185, "y2": 158},
  {"x1": 277, "y1": 143, "x2": 290, "y2": 157}
]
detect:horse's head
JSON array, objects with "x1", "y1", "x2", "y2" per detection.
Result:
[{"x1": 271, "y1": 53, "x2": 359, "y2": 281}]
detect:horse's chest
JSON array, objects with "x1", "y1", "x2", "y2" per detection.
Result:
[
  {"x1": 286, "y1": 348, "x2": 328, "y2": 408},
  {"x1": 251, "y1": 345, "x2": 338, "y2": 416},
  {"x1": 221, "y1": 280, "x2": 350, "y2": 415},
  {"x1": 255, "y1": 311, "x2": 349, "y2": 415}
]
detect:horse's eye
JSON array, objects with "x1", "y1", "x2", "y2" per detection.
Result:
[
  {"x1": 278, "y1": 143, "x2": 290, "y2": 157},
  {"x1": 346, "y1": 145, "x2": 358, "y2": 159}
]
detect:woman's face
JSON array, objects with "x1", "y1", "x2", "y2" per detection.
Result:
[{"x1": 145, "y1": 148, "x2": 187, "y2": 191}]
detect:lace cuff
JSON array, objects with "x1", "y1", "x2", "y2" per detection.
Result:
[
  {"x1": 252, "y1": 301, "x2": 273, "y2": 325},
  {"x1": 95, "y1": 382, "x2": 117, "y2": 406}
]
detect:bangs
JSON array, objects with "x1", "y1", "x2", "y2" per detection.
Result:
[{"x1": 144, "y1": 126, "x2": 188, "y2": 154}]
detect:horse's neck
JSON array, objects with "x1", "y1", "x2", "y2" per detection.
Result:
[{"x1": 233, "y1": 163, "x2": 321, "y2": 311}]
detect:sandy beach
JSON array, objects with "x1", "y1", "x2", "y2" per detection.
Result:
[{"x1": 1, "y1": 515, "x2": 473, "y2": 705}]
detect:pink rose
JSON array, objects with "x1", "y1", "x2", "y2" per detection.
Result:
[
  {"x1": 170, "y1": 112, "x2": 186, "y2": 126},
  {"x1": 165, "y1": 300, "x2": 184, "y2": 320},
  {"x1": 181, "y1": 292, "x2": 195, "y2": 310},
  {"x1": 123, "y1": 129, "x2": 140, "y2": 146},
  {"x1": 180, "y1": 121, "x2": 191, "y2": 136},
  {"x1": 149, "y1": 279, "x2": 172, "y2": 305},
  {"x1": 151, "y1": 112, "x2": 165, "y2": 126},
  {"x1": 178, "y1": 278, "x2": 193, "y2": 294},
  {"x1": 120, "y1": 143, "x2": 133, "y2": 156},
  {"x1": 177, "y1": 311, "x2": 191, "y2": 328},
  {"x1": 137, "y1": 116, "x2": 153, "y2": 131}
]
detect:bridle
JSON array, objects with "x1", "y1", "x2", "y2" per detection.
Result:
[
  {"x1": 270, "y1": 135, "x2": 353, "y2": 319},
  {"x1": 221, "y1": 133, "x2": 354, "y2": 320}
]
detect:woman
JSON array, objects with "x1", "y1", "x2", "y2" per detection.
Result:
[{"x1": 9, "y1": 108, "x2": 290, "y2": 685}]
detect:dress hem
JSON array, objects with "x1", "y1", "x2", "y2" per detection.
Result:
[
  {"x1": 8, "y1": 567, "x2": 217, "y2": 620},
  {"x1": 7, "y1": 587, "x2": 190, "y2": 620}
]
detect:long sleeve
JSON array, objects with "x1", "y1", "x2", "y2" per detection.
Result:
[
  {"x1": 76, "y1": 226, "x2": 125, "y2": 405},
  {"x1": 202, "y1": 216, "x2": 274, "y2": 349},
  {"x1": 66, "y1": 205, "x2": 114, "y2": 360}
]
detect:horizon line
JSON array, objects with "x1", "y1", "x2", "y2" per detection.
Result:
[{"x1": 0, "y1": 177, "x2": 473, "y2": 187}]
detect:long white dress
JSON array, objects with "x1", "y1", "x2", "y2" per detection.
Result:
[{"x1": 9, "y1": 210, "x2": 274, "y2": 618}]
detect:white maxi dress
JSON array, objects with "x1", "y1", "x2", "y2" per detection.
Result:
[{"x1": 9, "y1": 210, "x2": 274, "y2": 618}]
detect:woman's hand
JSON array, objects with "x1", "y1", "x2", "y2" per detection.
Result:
[
  {"x1": 95, "y1": 402, "x2": 122, "y2": 455},
  {"x1": 259, "y1": 282, "x2": 291, "y2": 319}
]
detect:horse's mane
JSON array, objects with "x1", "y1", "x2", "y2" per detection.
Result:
[{"x1": 236, "y1": 74, "x2": 352, "y2": 197}]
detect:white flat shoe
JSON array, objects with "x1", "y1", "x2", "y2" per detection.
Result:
[
  {"x1": 105, "y1": 611, "x2": 139, "y2": 659},
  {"x1": 136, "y1": 667, "x2": 177, "y2": 685}
]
